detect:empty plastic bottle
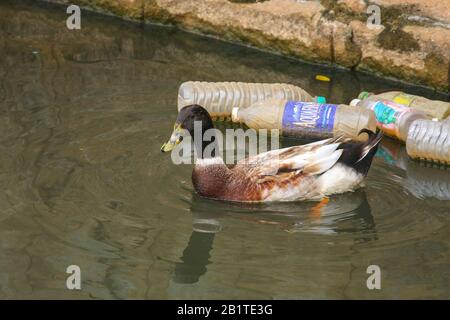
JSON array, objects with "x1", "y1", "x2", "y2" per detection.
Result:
[
  {"x1": 358, "y1": 91, "x2": 450, "y2": 120},
  {"x1": 178, "y1": 81, "x2": 323, "y2": 119},
  {"x1": 350, "y1": 98, "x2": 427, "y2": 142},
  {"x1": 406, "y1": 119, "x2": 450, "y2": 165},
  {"x1": 231, "y1": 99, "x2": 376, "y2": 141}
]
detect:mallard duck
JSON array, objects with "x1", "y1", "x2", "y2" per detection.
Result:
[{"x1": 161, "y1": 105, "x2": 383, "y2": 202}]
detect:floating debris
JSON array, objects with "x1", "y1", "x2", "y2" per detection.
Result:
[
  {"x1": 232, "y1": 99, "x2": 376, "y2": 141},
  {"x1": 358, "y1": 91, "x2": 450, "y2": 120},
  {"x1": 315, "y1": 75, "x2": 331, "y2": 82},
  {"x1": 178, "y1": 81, "x2": 314, "y2": 119}
]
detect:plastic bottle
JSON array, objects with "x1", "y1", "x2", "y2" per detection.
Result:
[
  {"x1": 231, "y1": 99, "x2": 376, "y2": 141},
  {"x1": 406, "y1": 119, "x2": 450, "y2": 165},
  {"x1": 178, "y1": 81, "x2": 323, "y2": 119},
  {"x1": 350, "y1": 98, "x2": 427, "y2": 142},
  {"x1": 358, "y1": 91, "x2": 450, "y2": 120}
]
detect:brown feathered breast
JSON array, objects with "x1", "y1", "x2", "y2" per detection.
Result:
[
  {"x1": 192, "y1": 164, "x2": 259, "y2": 201},
  {"x1": 192, "y1": 162, "x2": 309, "y2": 202}
]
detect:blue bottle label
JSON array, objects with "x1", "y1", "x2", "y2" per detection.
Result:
[{"x1": 282, "y1": 101, "x2": 337, "y2": 137}]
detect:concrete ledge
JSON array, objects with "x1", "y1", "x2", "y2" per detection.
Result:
[{"x1": 43, "y1": 0, "x2": 450, "y2": 92}]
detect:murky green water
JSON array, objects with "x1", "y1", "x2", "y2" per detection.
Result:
[{"x1": 1, "y1": 0, "x2": 449, "y2": 299}]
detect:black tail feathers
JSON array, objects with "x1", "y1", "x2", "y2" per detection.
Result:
[
  {"x1": 338, "y1": 129, "x2": 383, "y2": 176},
  {"x1": 356, "y1": 129, "x2": 384, "y2": 162}
]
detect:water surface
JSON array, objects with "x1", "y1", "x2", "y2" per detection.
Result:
[{"x1": 0, "y1": 0, "x2": 449, "y2": 299}]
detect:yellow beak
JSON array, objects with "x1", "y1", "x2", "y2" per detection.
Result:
[{"x1": 161, "y1": 123, "x2": 184, "y2": 152}]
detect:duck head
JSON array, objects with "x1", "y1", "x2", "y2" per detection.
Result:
[{"x1": 161, "y1": 104, "x2": 216, "y2": 157}]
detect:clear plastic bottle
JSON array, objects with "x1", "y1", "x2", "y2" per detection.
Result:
[
  {"x1": 406, "y1": 119, "x2": 450, "y2": 165},
  {"x1": 358, "y1": 91, "x2": 450, "y2": 120},
  {"x1": 350, "y1": 98, "x2": 428, "y2": 142},
  {"x1": 231, "y1": 98, "x2": 376, "y2": 141},
  {"x1": 178, "y1": 81, "x2": 320, "y2": 119}
]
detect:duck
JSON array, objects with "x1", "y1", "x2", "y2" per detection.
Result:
[{"x1": 161, "y1": 104, "x2": 383, "y2": 202}]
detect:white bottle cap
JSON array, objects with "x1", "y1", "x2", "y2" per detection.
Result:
[
  {"x1": 231, "y1": 107, "x2": 240, "y2": 122},
  {"x1": 350, "y1": 99, "x2": 361, "y2": 107}
]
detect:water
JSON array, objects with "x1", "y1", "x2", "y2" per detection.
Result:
[{"x1": 0, "y1": 0, "x2": 449, "y2": 299}]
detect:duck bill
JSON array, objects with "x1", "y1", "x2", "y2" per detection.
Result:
[{"x1": 161, "y1": 124, "x2": 183, "y2": 152}]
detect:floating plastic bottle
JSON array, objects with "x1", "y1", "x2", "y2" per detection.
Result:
[
  {"x1": 358, "y1": 91, "x2": 450, "y2": 120},
  {"x1": 178, "y1": 81, "x2": 321, "y2": 119},
  {"x1": 406, "y1": 119, "x2": 450, "y2": 165},
  {"x1": 350, "y1": 98, "x2": 427, "y2": 142},
  {"x1": 231, "y1": 99, "x2": 376, "y2": 141}
]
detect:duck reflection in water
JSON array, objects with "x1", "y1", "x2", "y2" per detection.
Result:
[
  {"x1": 172, "y1": 213, "x2": 221, "y2": 284},
  {"x1": 172, "y1": 190, "x2": 377, "y2": 284}
]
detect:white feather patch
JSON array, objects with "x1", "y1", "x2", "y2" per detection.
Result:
[
  {"x1": 196, "y1": 157, "x2": 224, "y2": 166},
  {"x1": 303, "y1": 149, "x2": 343, "y2": 175},
  {"x1": 317, "y1": 163, "x2": 365, "y2": 195},
  {"x1": 277, "y1": 143, "x2": 341, "y2": 171}
]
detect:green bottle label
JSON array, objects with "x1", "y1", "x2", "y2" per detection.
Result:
[
  {"x1": 374, "y1": 102, "x2": 397, "y2": 124},
  {"x1": 370, "y1": 100, "x2": 410, "y2": 138}
]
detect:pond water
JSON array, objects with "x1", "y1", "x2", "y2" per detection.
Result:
[{"x1": 0, "y1": 0, "x2": 449, "y2": 299}]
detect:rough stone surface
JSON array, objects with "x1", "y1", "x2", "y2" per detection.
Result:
[
  {"x1": 43, "y1": 0, "x2": 450, "y2": 92},
  {"x1": 338, "y1": 0, "x2": 366, "y2": 13},
  {"x1": 371, "y1": 0, "x2": 450, "y2": 23}
]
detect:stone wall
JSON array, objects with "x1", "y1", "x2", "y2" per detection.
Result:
[{"x1": 43, "y1": 0, "x2": 450, "y2": 93}]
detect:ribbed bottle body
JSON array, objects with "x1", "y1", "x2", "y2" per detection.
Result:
[
  {"x1": 406, "y1": 119, "x2": 450, "y2": 164},
  {"x1": 178, "y1": 81, "x2": 313, "y2": 119}
]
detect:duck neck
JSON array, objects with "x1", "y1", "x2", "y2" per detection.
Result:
[
  {"x1": 189, "y1": 119, "x2": 222, "y2": 162},
  {"x1": 194, "y1": 138, "x2": 220, "y2": 160},
  {"x1": 190, "y1": 125, "x2": 222, "y2": 162}
]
